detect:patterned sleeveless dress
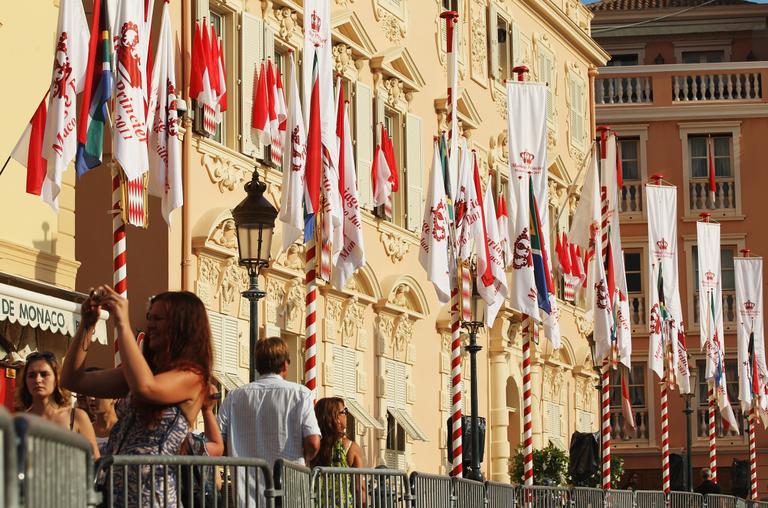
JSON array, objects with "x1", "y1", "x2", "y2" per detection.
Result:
[{"x1": 104, "y1": 396, "x2": 190, "y2": 507}]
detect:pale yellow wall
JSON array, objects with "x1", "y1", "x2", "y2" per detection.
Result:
[{"x1": 0, "y1": 2, "x2": 79, "y2": 289}]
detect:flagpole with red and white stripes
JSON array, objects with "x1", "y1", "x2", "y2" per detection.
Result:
[
  {"x1": 749, "y1": 409, "x2": 758, "y2": 500},
  {"x1": 439, "y1": 9, "x2": 464, "y2": 477},
  {"x1": 708, "y1": 382, "x2": 718, "y2": 483},
  {"x1": 601, "y1": 358, "x2": 612, "y2": 490},
  {"x1": 661, "y1": 330, "x2": 672, "y2": 494},
  {"x1": 112, "y1": 163, "x2": 127, "y2": 366}
]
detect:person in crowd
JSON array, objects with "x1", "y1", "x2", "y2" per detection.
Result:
[
  {"x1": 623, "y1": 472, "x2": 641, "y2": 491},
  {"x1": 218, "y1": 336, "x2": 320, "y2": 505},
  {"x1": 62, "y1": 287, "x2": 213, "y2": 508},
  {"x1": 695, "y1": 468, "x2": 722, "y2": 495},
  {"x1": 88, "y1": 394, "x2": 118, "y2": 456},
  {"x1": 312, "y1": 397, "x2": 365, "y2": 506},
  {"x1": 17, "y1": 351, "x2": 99, "y2": 458}
]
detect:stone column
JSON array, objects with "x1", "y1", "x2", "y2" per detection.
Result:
[{"x1": 488, "y1": 342, "x2": 511, "y2": 483}]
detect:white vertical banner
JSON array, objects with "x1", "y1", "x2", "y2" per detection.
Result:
[
  {"x1": 568, "y1": 148, "x2": 600, "y2": 314},
  {"x1": 303, "y1": 0, "x2": 335, "y2": 164},
  {"x1": 735, "y1": 257, "x2": 768, "y2": 416},
  {"x1": 506, "y1": 81, "x2": 560, "y2": 348},
  {"x1": 697, "y1": 221, "x2": 724, "y2": 376},
  {"x1": 419, "y1": 140, "x2": 451, "y2": 303},
  {"x1": 646, "y1": 184, "x2": 690, "y2": 393},
  {"x1": 604, "y1": 134, "x2": 632, "y2": 367}
]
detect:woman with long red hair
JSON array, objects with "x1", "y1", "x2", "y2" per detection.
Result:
[{"x1": 62, "y1": 287, "x2": 213, "y2": 507}]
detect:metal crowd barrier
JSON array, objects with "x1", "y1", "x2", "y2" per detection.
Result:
[
  {"x1": 708, "y1": 493, "x2": 742, "y2": 508},
  {"x1": 604, "y1": 489, "x2": 634, "y2": 508},
  {"x1": 96, "y1": 454, "x2": 275, "y2": 508},
  {"x1": 518, "y1": 485, "x2": 570, "y2": 507},
  {"x1": 15, "y1": 414, "x2": 96, "y2": 508},
  {"x1": 310, "y1": 466, "x2": 411, "y2": 507},
  {"x1": 410, "y1": 471, "x2": 453, "y2": 508},
  {"x1": 747, "y1": 502, "x2": 768, "y2": 508},
  {"x1": 572, "y1": 486, "x2": 604, "y2": 507},
  {"x1": 452, "y1": 477, "x2": 485, "y2": 508},
  {"x1": 0, "y1": 407, "x2": 18, "y2": 508},
  {"x1": 635, "y1": 490, "x2": 666, "y2": 508},
  {"x1": 273, "y1": 459, "x2": 311, "y2": 508},
  {"x1": 485, "y1": 480, "x2": 515, "y2": 508},
  {"x1": 670, "y1": 491, "x2": 704, "y2": 508}
]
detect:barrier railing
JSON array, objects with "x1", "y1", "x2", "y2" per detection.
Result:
[
  {"x1": 273, "y1": 459, "x2": 311, "y2": 508},
  {"x1": 410, "y1": 472, "x2": 453, "y2": 508},
  {"x1": 96, "y1": 454, "x2": 276, "y2": 507},
  {"x1": 708, "y1": 493, "x2": 742, "y2": 508},
  {"x1": 605, "y1": 489, "x2": 634, "y2": 508},
  {"x1": 310, "y1": 466, "x2": 411, "y2": 507},
  {"x1": 0, "y1": 408, "x2": 17, "y2": 508},
  {"x1": 670, "y1": 491, "x2": 705, "y2": 508},
  {"x1": 485, "y1": 480, "x2": 515, "y2": 508},
  {"x1": 518, "y1": 485, "x2": 570, "y2": 507},
  {"x1": 14, "y1": 414, "x2": 96, "y2": 508},
  {"x1": 572, "y1": 486, "x2": 604, "y2": 507},
  {"x1": 453, "y1": 477, "x2": 485, "y2": 508},
  {"x1": 635, "y1": 490, "x2": 666, "y2": 508}
]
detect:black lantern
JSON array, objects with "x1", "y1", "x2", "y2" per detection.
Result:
[{"x1": 231, "y1": 168, "x2": 278, "y2": 382}]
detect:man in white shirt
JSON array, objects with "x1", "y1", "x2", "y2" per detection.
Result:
[{"x1": 218, "y1": 336, "x2": 320, "y2": 505}]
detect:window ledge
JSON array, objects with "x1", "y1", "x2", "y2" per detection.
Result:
[
  {"x1": 683, "y1": 213, "x2": 745, "y2": 222},
  {"x1": 619, "y1": 213, "x2": 647, "y2": 224}
]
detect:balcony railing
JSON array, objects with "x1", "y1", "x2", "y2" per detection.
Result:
[
  {"x1": 689, "y1": 177, "x2": 737, "y2": 214},
  {"x1": 697, "y1": 406, "x2": 743, "y2": 438},
  {"x1": 619, "y1": 181, "x2": 644, "y2": 216},
  {"x1": 693, "y1": 290, "x2": 737, "y2": 327},
  {"x1": 628, "y1": 292, "x2": 646, "y2": 329},
  {"x1": 596, "y1": 61, "x2": 768, "y2": 107},
  {"x1": 610, "y1": 408, "x2": 650, "y2": 441}
]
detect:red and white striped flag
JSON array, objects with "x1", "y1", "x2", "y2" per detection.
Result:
[
  {"x1": 621, "y1": 366, "x2": 636, "y2": 433},
  {"x1": 266, "y1": 59, "x2": 279, "y2": 149},
  {"x1": 278, "y1": 52, "x2": 306, "y2": 250},
  {"x1": 707, "y1": 136, "x2": 717, "y2": 207},
  {"x1": 11, "y1": 95, "x2": 50, "y2": 199},
  {"x1": 271, "y1": 62, "x2": 288, "y2": 165},
  {"x1": 190, "y1": 19, "x2": 216, "y2": 135},
  {"x1": 372, "y1": 141, "x2": 392, "y2": 208},
  {"x1": 478, "y1": 172, "x2": 508, "y2": 326},
  {"x1": 251, "y1": 62, "x2": 270, "y2": 145},
  {"x1": 42, "y1": 0, "x2": 89, "y2": 210},
  {"x1": 211, "y1": 24, "x2": 227, "y2": 114},
  {"x1": 454, "y1": 141, "x2": 483, "y2": 262}
]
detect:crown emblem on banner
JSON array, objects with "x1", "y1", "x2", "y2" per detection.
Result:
[
  {"x1": 745, "y1": 300, "x2": 756, "y2": 311},
  {"x1": 311, "y1": 10, "x2": 321, "y2": 32},
  {"x1": 656, "y1": 239, "x2": 668, "y2": 251},
  {"x1": 705, "y1": 271, "x2": 715, "y2": 282},
  {"x1": 519, "y1": 151, "x2": 535, "y2": 165}
]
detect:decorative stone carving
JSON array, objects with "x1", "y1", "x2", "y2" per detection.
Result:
[
  {"x1": 375, "y1": 9, "x2": 406, "y2": 43},
  {"x1": 210, "y1": 219, "x2": 238, "y2": 251},
  {"x1": 200, "y1": 152, "x2": 251, "y2": 193},
  {"x1": 333, "y1": 43, "x2": 354, "y2": 75},
  {"x1": 196, "y1": 256, "x2": 222, "y2": 308},
  {"x1": 283, "y1": 278, "x2": 305, "y2": 334},
  {"x1": 376, "y1": 313, "x2": 395, "y2": 354},
  {"x1": 276, "y1": 243, "x2": 305, "y2": 271},
  {"x1": 335, "y1": 0, "x2": 354, "y2": 6},
  {"x1": 383, "y1": 77, "x2": 404, "y2": 107},
  {"x1": 575, "y1": 313, "x2": 593, "y2": 338},
  {"x1": 380, "y1": 231, "x2": 409, "y2": 263},
  {"x1": 218, "y1": 258, "x2": 243, "y2": 315},
  {"x1": 469, "y1": 0, "x2": 488, "y2": 84},
  {"x1": 542, "y1": 365, "x2": 566, "y2": 403},
  {"x1": 387, "y1": 284, "x2": 410, "y2": 309},
  {"x1": 570, "y1": 146, "x2": 586, "y2": 168},
  {"x1": 274, "y1": 6, "x2": 300, "y2": 40},
  {"x1": 340, "y1": 299, "x2": 365, "y2": 348},
  {"x1": 325, "y1": 298, "x2": 343, "y2": 342},
  {"x1": 575, "y1": 376, "x2": 594, "y2": 410},
  {"x1": 265, "y1": 278, "x2": 286, "y2": 326},
  {"x1": 392, "y1": 314, "x2": 413, "y2": 361}
]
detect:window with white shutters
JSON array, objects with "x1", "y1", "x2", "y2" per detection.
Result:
[
  {"x1": 488, "y1": 6, "x2": 519, "y2": 83},
  {"x1": 538, "y1": 46, "x2": 555, "y2": 128},
  {"x1": 240, "y1": 12, "x2": 266, "y2": 159},
  {"x1": 208, "y1": 310, "x2": 244, "y2": 390},
  {"x1": 569, "y1": 74, "x2": 586, "y2": 150},
  {"x1": 385, "y1": 359, "x2": 427, "y2": 443},
  {"x1": 332, "y1": 346, "x2": 383, "y2": 431},
  {"x1": 355, "y1": 81, "x2": 374, "y2": 210},
  {"x1": 405, "y1": 113, "x2": 423, "y2": 232}
]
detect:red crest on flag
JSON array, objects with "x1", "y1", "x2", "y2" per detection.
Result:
[
  {"x1": 52, "y1": 33, "x2": 72, "y2": 100},
  {"x1": 117, "y1": 21, "x2": 142, "y2": 88},
  {"x1": 705, "y1": 271, "x2": 715, "y2": 282},
  {"x1": 656, "y1": 239, "x2": 668, "y2": 251},
  {"x1": 431, "y1": 201, "x2": 446, "y2": 241},
  {"x1": 519, "y1": 151, "x2": 535, "y2": 165}
]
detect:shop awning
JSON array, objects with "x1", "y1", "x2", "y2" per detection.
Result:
[
  {"x1": 347, "y1": 398, "x2": 384, "y2": 431},
  {"x1": 388, "y1": 407, "x2": 428, "y2": 442},
  {"x1": 0, "y1": 281, "x2": 109, "y2": 344},
  {"x1": 214, "y1": 371, "x2": 245, "y2": 392}
]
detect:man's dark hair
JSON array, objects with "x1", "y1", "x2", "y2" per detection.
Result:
[{"x1": 255, "y1": 337, "x2": 290, "y2": 375}]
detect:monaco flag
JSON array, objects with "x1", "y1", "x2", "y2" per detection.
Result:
[
  {"x1": 372, "y1": 141, "x2": 391, "y2": 207},
  {"x1": 479, "y1": 179, "x2": 508, "y2": 326},
  {"x1": 331, "y1": 94, "x2": 365, "y2": 290},
  {"x1": 112, "y1": 0, "x2": 149, "y2": 181},
  {"x1": 271, "y1": 63, "x2": 288, "y2": 165},
  {"x1": 278, "y1": 52, "x2": 306, "y2": 251},
  {"x1": 146, "y1": 0, "x2": 181, "y2": 226},
  {"x1": 11, "y1": 95, "x2": 49, "y2": 198},
  {"x1": 419, "y1": 139, "x2": 451, "y2": 304},
  {"x1": 41, "y1": 0, "x2": 89, "y2": 210}
]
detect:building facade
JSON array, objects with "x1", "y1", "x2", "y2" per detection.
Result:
[
  {"x1": 1, "y1": 0, "x2": 608, "y2": 481},
  {"x1": 590, "y1": 0, "x2": 768, "y2": 496}
]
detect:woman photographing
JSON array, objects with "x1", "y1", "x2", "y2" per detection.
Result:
[{"x1": 61, "y1": 287, "x2": 213, "y2": 507}]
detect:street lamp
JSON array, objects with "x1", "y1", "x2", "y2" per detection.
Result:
[
  {"x1": 231, "y1": 168, "x2": 278, "y2": 382},
  {"x1": 683, "y1": 392, "x2": 695, "y2": 492},
  {"x1": 462, "y1": 273, "x2": 485, "y2": 482}
]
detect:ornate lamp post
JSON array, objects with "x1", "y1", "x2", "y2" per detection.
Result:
[
  {"x1": 231, "y1": 168, "x2": 278, "y2": 382},
  {"x1": 683, "y1": 392, "x2": 695, "y2": 492},
  {"x1": 462, "y1": 277, "x2": 485, "y2": 482}
]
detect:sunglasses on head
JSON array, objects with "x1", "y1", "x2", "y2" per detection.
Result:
[
  {"x1": 26, "y1": 351, "x2": 55, "y2": 363},
  {"x1": 339, "y1": 407, "x2": 349, "y2": 415}
]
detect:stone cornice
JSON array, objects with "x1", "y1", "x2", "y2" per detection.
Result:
[{"x1": 596, "y1": 103, "x2": 768, "y2": 123}]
